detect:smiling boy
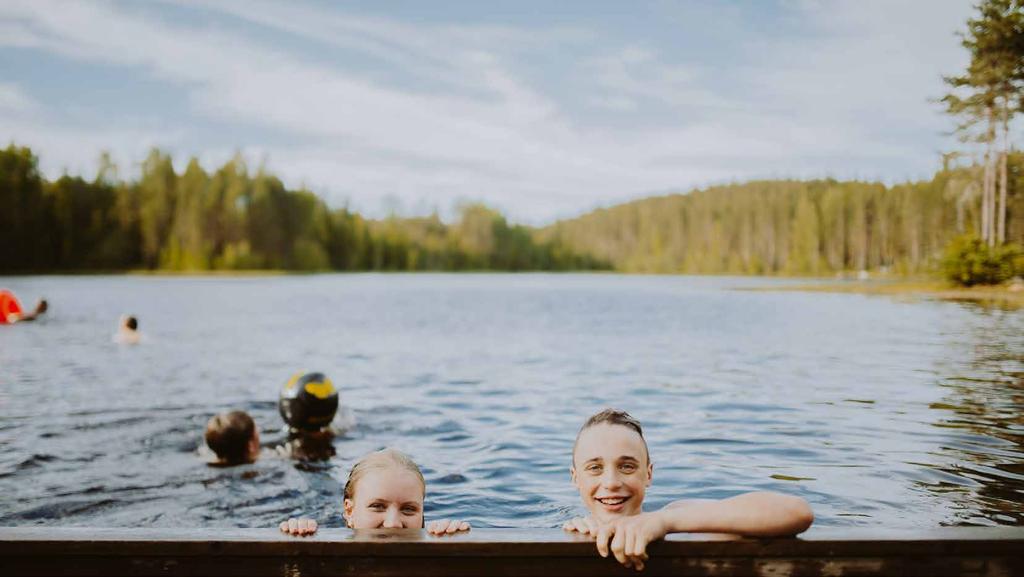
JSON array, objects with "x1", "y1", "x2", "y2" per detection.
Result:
[{"x1": 565, "y1": 409, "x2": 814, "y2": 571}]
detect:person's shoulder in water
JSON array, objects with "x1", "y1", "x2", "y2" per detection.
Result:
[
  {"x1": 113, "y1": 315, "x2": 141, "y2": 344},
  {"x1": 204, "y1": 411, "x2": 260, "y2": 466}
]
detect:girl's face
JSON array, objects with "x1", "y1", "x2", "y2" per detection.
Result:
[
  {"x1": 343, "y1": 467, "x2": 425, "y2": 529},
  {"x1": 571, "y1": 424, "x2": 652, "y2": 523}
]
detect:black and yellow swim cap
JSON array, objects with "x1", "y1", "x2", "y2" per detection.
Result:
[{"x1": 279, "y1": 372, "x2": 339, "y2": 431}]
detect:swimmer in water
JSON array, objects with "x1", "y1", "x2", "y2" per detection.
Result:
[
  {"x1": 564, "y1": 409, "x2": 813, "y2": 571},
  {"x1": 204, "y1": 411, "x2": 260, "y2": 466},
  {"x1": 114, "y1": 315, "x2": 141, "y2": 344},
  {"x1": 277, "y1": 372, "x2": 341, "y2": 461},
  {"x1": 280, "y1": 448, "x2": 471, "y2": 536},
  {"x1": 0, "y1": 290, "x2": 47, "y2": 324}
]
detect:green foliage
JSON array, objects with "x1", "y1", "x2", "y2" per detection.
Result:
[
  {"x1": 0, "y1": 145, "x2": 600, "y2": 273},
  {"x1": 2, "y1": 141, "x2": 1019, "y2": 277},
  {"x1": 941, "y1": 234, "x2": 1022, "y2": 286},
  {"x1": 0, "y1": 145, "x2": 49, "y2": 271},
  {"x1": 542, "y1": 176, "x2": 980, "y2": 276}
]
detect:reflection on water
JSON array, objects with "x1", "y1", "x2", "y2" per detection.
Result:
[
  {"x1": 0, "y1": 274, "x2": 1021, "y2": 529},
  {"x1": 925, "y1": 303, "x2": 1024, "y2": 526}
]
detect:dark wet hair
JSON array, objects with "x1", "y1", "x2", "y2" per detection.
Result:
[
  {"x1": 125, "y1": 316, "x2": 138, "y2": 331},
  {"x1": 205, "y1": 411, "x2": 256, "y2": 465},
  {"x1": 572, "y1": 408, "x2": 650, "y2": 465}
]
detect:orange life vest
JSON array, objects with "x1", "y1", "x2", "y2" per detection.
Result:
[{"x1": 0, "y1": 289, "x2": 24, "y2": 324}]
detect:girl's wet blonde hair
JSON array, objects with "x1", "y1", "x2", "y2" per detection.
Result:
[{"x1": 343, "y1": 448, "x2": 426, "y2": 502}]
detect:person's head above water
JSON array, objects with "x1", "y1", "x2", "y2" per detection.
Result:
[
  {"x1": 343, "y1": 448, "x2": 426, "y2": 529},
  {"x1": 279, "y1": 372, "x2": 338, "y2": 432},
  {"x1": 571, "y1": 409, "x2": 653, "y2": 522},
  {"x1": 123, "y1": 315, "x2": 137, "y2": 331},
  {"x1": 205, "y1": 411, "x2": 259, "y2": 465}
]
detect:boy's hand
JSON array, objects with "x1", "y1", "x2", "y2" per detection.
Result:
[
  {"x1": 594, "y1": 511, "x2": 669, "y2": 572},
  {"x1": 426, "y1": 519, "x2": 471, "y2": 535},
  {"x1": 562, "y1": 516, "x2": 600, "y2": 535},
  {"x1": 279, "y1": 517, "x2": 318, "y2": 536}
]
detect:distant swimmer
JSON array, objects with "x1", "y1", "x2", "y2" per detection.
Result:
[
  {"x1": 114, "y1": 315, "x2": 141, "y2": 344},
  {"x1": 204, "y1": 411, "x2": 260, "y2": 466},
  {"x1": 0, "y1": 290, "x2": 47, "y2": 324},
  {"x1": 277, "y1": 371, "x2": 341, "y2": 461}
]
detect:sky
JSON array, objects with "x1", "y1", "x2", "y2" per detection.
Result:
[{"x1": 0, "y1": 0, "x2": 987, "y2": 224}]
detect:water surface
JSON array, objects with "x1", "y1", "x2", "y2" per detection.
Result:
[{"x1": 1, "y1": 274, "x2": 1021, "y2": 529}]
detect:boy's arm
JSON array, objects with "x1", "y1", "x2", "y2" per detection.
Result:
[
  {"x1": 660, "y1": 491, "x2": 813, "y2": 537},
  {"x1": 594, "y1": 492, "x2": 813, "y2": 570}
]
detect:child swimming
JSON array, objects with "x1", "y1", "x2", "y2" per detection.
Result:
[
  {"x1": 113, "y1": 315, "x2": 140, "y2": 344},
  {"x1": 204, "y1": 411, "x2": 260, "y2": 466},
  {"x1": 564, "y1": 409, "x2": 813, "y2": 571},
  {"x1": 280, "y1": 448, "x2": 470, "y2": 536}
]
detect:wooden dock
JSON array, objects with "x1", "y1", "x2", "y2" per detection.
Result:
[{"x1": 2, "y1": 527, "x2": 1022, "y2": 576}]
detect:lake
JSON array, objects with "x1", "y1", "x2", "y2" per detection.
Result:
[{"x1": 0, "y1": 274, "x2": 1021, "y2": 529}]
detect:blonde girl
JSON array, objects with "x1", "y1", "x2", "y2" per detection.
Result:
[{"x1": 281, "y1": 448, "x2": 470, "y2": 535}]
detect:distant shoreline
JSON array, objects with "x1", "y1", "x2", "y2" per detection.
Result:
[{"x1": 743, "y1": 279, "x2": 1024, "y2": 308}]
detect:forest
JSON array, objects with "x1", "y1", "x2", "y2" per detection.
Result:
[
  {"x1": 2, "y1": 144, "x2": 1020, "y2": 277},
  {"x1": 0, "y1": 146, "x2": 604, "y2": 273}
]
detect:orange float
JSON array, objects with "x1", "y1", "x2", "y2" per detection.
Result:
[{"x1": 0, "y1": 289, "x2": 24, "y2": 324}]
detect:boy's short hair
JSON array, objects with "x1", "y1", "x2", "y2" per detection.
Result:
[
  {"x1": 125, "y1": 316, "x2": 138, "y2": 331},
  {"x1": 573, "y1": 408, "x2": 650, "y2": 464},
  {"x1": 205, "y1": 411, "x2": 256, "y2": 464}
]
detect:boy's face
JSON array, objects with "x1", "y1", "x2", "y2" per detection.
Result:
[
  {"x1": 571, "y1": 423, "x2": 652, "y2": 522},
  {"x1": 344, "y1": 468, "x2": 425, "y2": 529}
]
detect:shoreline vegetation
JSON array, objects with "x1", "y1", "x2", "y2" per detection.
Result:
[
  {"x1": 743, "y1": 277, "x2": 1024, "y2": 308},
  {"x1": 2, "y1": 143, "x2": 1021, "y2": 280}
]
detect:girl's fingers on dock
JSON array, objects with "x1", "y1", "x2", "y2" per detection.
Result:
[
  {"x1": 427, "y1": 519, "x2": 469, "y2": 535},
  {"x1": 428, "y1": 520, "x2": 451, "y2": 534},
  {"x1": 280, "y1": 518, "x2": 317, "y2": 536}
]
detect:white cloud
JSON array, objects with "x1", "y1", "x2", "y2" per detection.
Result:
[
  {"x1": 0, "y1": 83, "x2": 34, "y2": 112},
  {"x1": 0, "y1": 0, "x2": 982, "y2": 222}
]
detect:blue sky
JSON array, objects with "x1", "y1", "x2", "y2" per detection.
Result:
[{"x1": 0, "y1": 1, "x2": 986, "y2": 223}]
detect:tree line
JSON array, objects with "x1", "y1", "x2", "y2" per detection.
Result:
[
  {"x1": 3, "y1": 142, "x2": 1020, "y2": 277},
  {"x1": 0, "y1": 145, "x2": 605, "y2": 273},
  {"x1": 540, "y1": 160, "x2": 1023, "y2": 275}
]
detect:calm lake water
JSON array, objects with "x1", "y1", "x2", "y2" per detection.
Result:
[{"x1": 1, "y1": 274, "x2": 1022, "y2": 530}]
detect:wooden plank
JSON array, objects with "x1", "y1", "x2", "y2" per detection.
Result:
[{"x1": 1, "y1": 527, "x2": 1022, "y2": 577}]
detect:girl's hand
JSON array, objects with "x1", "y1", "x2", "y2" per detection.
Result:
[
  {"x1": 426, "y1": 519, "x2": 471, "y2": 535},
  {"x1": 562, "y1": 516, "x2": 600, "y2": 535},
  {"x1": 279, "y1": 517, "x2": 318, "y2": 536},
  {"x1": 594, "y1": 511, "x2": 669, "y2": 572}
]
